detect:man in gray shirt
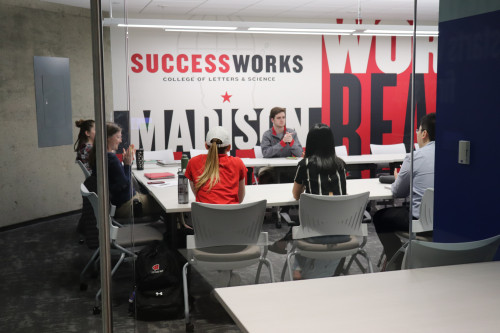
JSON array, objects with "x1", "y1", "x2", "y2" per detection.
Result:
[
  {"x1": 373, "y1": 113, "x2": 436, "y2": 270},
  {"x1": 261, "y1": 107, "x2": 303, "y2": 158},
  {"x1": 260, "y1": 107, "x2": 303, "y2": 229}
]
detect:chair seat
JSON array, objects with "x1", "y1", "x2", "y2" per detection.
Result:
[
  {"x1": 115, "y1": 225, "x2": 163, "y2": 247},
  {"x1": 296, "y1": 236, "x2": 361, "y2": 252},
  {"x1": 192, "y1": 245, "x2": 261, "y2": 262}
]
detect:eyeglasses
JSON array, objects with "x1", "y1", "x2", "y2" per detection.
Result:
[{"x1": 416, "y1": 128, "x2": 427, "y2": 134}]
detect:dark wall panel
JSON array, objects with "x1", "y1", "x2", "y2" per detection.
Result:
[
  {"x1": 434, "y1": 10, "x2": 500, "y2": 244},
  {"x1": 33, "y1": 56, "x2": 72, "y2": 147}
]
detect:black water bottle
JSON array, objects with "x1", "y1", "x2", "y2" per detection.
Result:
[{"x1": 178, "y1": 169, "x2": 189, "y2": 204}]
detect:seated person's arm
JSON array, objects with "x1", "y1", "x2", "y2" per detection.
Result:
[
  {"x1": 238, "y1": 178, "x2": 246, "y2": 203},
  {"x1": 189, "y1": 180, "x2": 197, "y2": 195},
  {"x1": 289, "y1": 132, "x2": 303, "y2": 157},
  {"x1": 261, "y1": 132, "x2": 285, "y2": 158},
  {"x1": 391, "y1": 156, "x2": 410, "y2": 198},
  {"x1": 292, "y1": 181, "x2": 305, "y2": 200},
  {"x1": 261, "y1": 134, "x2": 274, "y2": 157}
]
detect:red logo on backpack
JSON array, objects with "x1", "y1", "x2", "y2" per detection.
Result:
[{"x1": 152, "y1": 264, "x2": 160, "y2": 271}]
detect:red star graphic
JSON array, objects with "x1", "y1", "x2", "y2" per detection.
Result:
[{"x1": 221, "y1": 91, "x2": 232, "y2": 103}]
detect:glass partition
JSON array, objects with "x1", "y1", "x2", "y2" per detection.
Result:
[
  {"x1": 411, "y1": 0, "x2": 500, "y2": 269},
  {"x1": 96, "y1": 0, "x2": 447, "y2": 330}
]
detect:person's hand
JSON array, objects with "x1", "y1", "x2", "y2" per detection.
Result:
[
  {"x1": 394, "y1": 164, "x2": 401, "y2": 179},
  {"x1": 283, "y1": 132, "x2": 293, "y2": 143},
  {"x1": 122, "y1": 146, "x2": 134, "y2": 165}
]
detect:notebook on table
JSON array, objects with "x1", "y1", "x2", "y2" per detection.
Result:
[{"x1": 144, "y1": 172, "x2": 176, "y2": 180}]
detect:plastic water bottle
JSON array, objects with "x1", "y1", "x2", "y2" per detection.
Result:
[{"x1": 178, "y1": 169, "x2": 189, "y2": 204}]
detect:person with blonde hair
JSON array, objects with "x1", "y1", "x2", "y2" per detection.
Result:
[
  {"x1": 74, "y1": 119, "x2": 95, "y2": 172},
  {"x1": 185, "y1": 126, "x2": 247, "y2": 204}
]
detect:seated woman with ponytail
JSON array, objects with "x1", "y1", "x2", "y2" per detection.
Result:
[{"x1": 185, "y1": 126, "x2": 247, "y2": 204}]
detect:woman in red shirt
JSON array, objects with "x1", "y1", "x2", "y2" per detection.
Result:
[{"x1": 185, "y1": 126, "x2": 247, "y2": 204}]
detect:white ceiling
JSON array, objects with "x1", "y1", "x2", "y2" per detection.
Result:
[{"x1": 42, "y1": 0, "x2": 439, "y2": 25}]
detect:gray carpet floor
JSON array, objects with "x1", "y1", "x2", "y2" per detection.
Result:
[{"x1": 0, "y1": 207, "x2": 387, "y2": 333}]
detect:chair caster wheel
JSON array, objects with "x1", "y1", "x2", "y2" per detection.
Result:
[
  {"x1": 275, "y1": 221, "x2": 282, "y2": 229},
  {"x1": 79, "y1": 239, "x2": 85, "y2": 244},
  {"x1": 186, "y1": 322, "x2": 194, "y2": 332},
  {"x1": 80, "y1": 283, "x2": 88, "y2": 291},
  {"x1": 93, "y1": 306, "x2": 101, "y2": 315}
]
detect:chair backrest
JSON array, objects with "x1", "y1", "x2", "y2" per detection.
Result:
[
  {"x1": 77, "y1": 160, "x2": 91, "y2": 179},
  {"x1": 235, "y1": 149, "x2": 256, "y2": 158},
  {"x1": 335, "y1": 145, "x2": 348, "y2": 157},
  {"x1": 254, "y1": 146, "x2": 263, "y2": 158},
  {"x1": 295, "y1": 192, "x2": 370, "y2": 239},
  {"x1": 191, "y1": 200, "x2": 267, "y2": 248},
  {"x1": 403, "y1": 235, "x2": 500, "y2": 269},
  {"x1": 415, "y1": 188, "x2": 434, "y2": 232},
  {"x1": 190, "y1": 149, "x2": 207, "y2": 158},
  {"x1": 370, "y1": 143, "x2": 406, "y2": 154},
  {"x1": 80, "y1": 183, "x2": 119, "y2": 240},
  {"x1": 144, "y1": 149, "x2": 174, "y2": 162},
  {"x1": 81, "y1": 183, "x2": 98, "y2": 217},
  {"x1": 173, "y1": 151, "x2": 183, "y2": 160}
]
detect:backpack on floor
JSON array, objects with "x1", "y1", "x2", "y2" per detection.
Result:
[{"x1": 130, "y1": 240, "x2": 185, "y2": 321}]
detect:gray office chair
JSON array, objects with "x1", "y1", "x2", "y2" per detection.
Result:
[
  {"x1": 370, "y1": 143, "x2": 407, "y2": 177},
  {"x1": 384, "y1": 188, "x2": 434, "y2": 270},
  {"x1": 77, "y1": 160, "x2": 91, "y2": 178},
  {"x1": 402, "y1": 235, "x2": 500, "y2": 269},
  {"x1": 182, "y1": 200, "x2": 273, "y2": 331},
  {"x1": 80, "y1": 183, "x2": 164, "y2": 314},
  {"x1": 281, "y1": 192, "x2": 373, "y2": 281},
  {"x1": 189, "y1": 149, "x2": 206, "y2": 158},
  {"x1": 144, "y1": 149, "x2": 175, "y2": 163},
  {"x1": 335, "y1": 145, "x2": 348, "y2": 157}
]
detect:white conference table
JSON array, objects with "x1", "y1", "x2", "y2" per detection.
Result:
[
  {"x1": 214, "y1": 261, "x2": 500, "y2": 333},
  {"x1": 240, "y1": 153, "x2": 407, "y2": 168},
  {"x1": 133, "y1": 165, "x2": 393, "y2": 213}
]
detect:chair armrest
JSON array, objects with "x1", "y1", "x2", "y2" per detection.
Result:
[
  {"x1": 361, "y1": 223, "x2": 368, "y2": 237},
  {"x1": 186, "y1": 235, "x2": 196, "y2": 250}
]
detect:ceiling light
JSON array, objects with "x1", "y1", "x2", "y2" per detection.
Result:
[
  {"x1": 164, "y1": 25, "x2": 237, "y2": 30},
  {"x1": 118, "y1": 24, "x2": 237, "y2": 30},
  {"x1": 360, "y1": 29, "x2": 438, "y2": 36},
  {"x1": 248, "y1": 27, "x2": 355, "y2": 33}
]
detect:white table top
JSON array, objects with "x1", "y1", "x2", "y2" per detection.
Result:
[
  {"x1": 214, "y1": 261, "x2": 500, "y2": 333},
  {"x1": 240, "y1": 153, "x2": 407, "y2": 168},
  {"x1": 133, "y1": 165, "x2": 392, "y2": 213}
]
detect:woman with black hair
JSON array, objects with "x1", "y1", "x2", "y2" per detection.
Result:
[
  {"x1": 293, "y1": 123, "x2": 347, "y2": 199},
  {"x1": 291, "y1": 123, "x2": 349, "y2": 279}
]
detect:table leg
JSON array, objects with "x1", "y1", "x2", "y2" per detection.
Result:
[{"x1": 163, "y1": 212, "x2": 178, "y2": 250}]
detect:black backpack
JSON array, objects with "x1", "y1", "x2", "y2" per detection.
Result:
[{"x1": 130, "y1": 240, "x2": 185, "y2": 321}]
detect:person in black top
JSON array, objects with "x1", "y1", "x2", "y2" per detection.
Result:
[
  {"x1": 88, "y1": 122, "x2": 161, "y2": 218},
  {"x1": 293, "y1": 123, "x2": 347, "y2": 198},
  {"x1": 290, "y1": 123, "x2": 350, "y2": 279},
  {"x1": 269, "y1": 124, "x2": 350, "y2": 279}
]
